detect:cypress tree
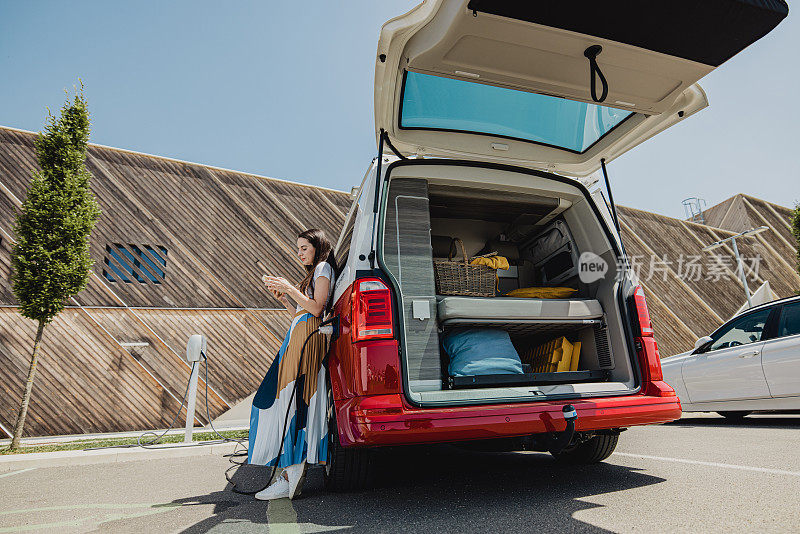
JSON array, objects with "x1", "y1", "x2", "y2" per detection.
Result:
[{"x1": 8, "y1": 85, "x2": 101, "y2": 449}]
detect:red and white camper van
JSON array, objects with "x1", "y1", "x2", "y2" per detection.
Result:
[{"x1": 321, "y1": 0, "x2": 788, "y2": 490}]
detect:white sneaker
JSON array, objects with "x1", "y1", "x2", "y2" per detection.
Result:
[
  {"x1": 286, "y1": 463, "x2": 307, "y2": 500},
  {"x1": 254, "y1": 475, "x2": 289, "y2": 501}
]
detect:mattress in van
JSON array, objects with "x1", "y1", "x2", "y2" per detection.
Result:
[{"x1": 437, "y1": 296, "x2": 603, "y2": 323}]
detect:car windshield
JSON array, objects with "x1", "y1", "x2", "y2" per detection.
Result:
[{"x1": 399, "y1": 71, "x2": 634, "y2": 153}]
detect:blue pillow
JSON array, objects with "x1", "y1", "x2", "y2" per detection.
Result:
[{"x1": 442, "y1": 328, "x2": 524, "y2": 377}]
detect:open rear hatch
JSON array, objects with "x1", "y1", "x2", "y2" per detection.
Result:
[
  {"x1": 375, "y1": 0, "x2": 787, "y2": 176},
  {"x1": 373, "y1": 1, "x2": 786, "y2": 404}
]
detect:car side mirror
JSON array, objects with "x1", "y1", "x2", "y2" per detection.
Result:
[{"x1": 693, "y1": 335, "x2": 713, "y2": 352}]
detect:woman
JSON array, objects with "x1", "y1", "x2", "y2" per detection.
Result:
[{"x1": 249, "y1": 228, "x2": 337, "y2": 500}]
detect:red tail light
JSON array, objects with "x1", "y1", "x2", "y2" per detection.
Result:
[
  {"x1": 351, "y1": 278, "x2": 394, "y2": 342},
  {"x1": 633, "y1": 285, "x2": 655, "y2": 336},
  {"x1": 631, "y1": 285, "x2": 673, "y2": 396}
]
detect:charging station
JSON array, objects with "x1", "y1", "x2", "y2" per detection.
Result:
[{"x1": 184, "y1": 334, "x2": 207, "y2": 443}]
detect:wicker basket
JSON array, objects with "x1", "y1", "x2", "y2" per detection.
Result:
[{"x1": 433, "y1": 238, "x2": 497, "y2": 297}]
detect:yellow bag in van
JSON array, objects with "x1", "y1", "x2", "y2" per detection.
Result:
[{"x1": 504, "y1": 287, "x2": 577, "y2": 299}]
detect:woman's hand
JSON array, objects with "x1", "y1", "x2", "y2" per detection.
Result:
[
  {"x1": 263, "y1": 275, "x2": 289, "y2": 301},
  {"x1": 265, "y1": 276, "x2": 295, "y2": 296},
  {"x1": 269, "y1": 287, "x2": 288, "y2": 303}
]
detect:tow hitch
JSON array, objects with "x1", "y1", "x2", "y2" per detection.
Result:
[{"x1": 547, "y1": 405, "x2": 578, "y2": 454}]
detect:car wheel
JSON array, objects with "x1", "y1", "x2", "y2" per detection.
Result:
[
  {"x1": 551, "y1": 433, "x2": 619, "y2": 464},
  {"x1": 717, "y1": 411, "x2": 752, "y2": 420},
  {"x1": 322, "y1": 377, "x2": 372, "y2": 492}
]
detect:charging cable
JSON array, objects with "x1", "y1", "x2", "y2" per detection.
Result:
[
  {"x1": 226, "y1": 315, "x2": 336, "y2": 495},
  {"x1": 84, "y1": 314, "x2": 336, "y2": 497},
  {"x1": 84, "y1": 352, "x2": 246, "y2": 452}
]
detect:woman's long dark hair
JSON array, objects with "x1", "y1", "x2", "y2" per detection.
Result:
[{"x1": 297, "y1": 228, "x2": 337, "y2": 314}]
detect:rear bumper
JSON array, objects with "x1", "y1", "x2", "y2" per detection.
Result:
[{"x1": 335, "y1": 387, "x2": 681, "y2": 447}]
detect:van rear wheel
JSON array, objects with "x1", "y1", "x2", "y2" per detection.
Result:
[
  {"x1": 323, "y1": 380, "x2": 372, "y2": 492},
  {"x1": 551, "y1": 433, "x2": 619, "y2": 464},
  {"x1": 323, "y1": 428, "x2": 373, "y2": 492}
]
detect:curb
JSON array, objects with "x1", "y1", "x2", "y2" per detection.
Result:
[
  {"x1": 0, "y1": 425, "x2": 248, "y2": 447},
  {"x1": 0, "y1": 440, "x2": 241, "y2": 472}
]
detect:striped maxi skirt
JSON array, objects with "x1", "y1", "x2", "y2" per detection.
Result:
[{"x1": 248, "y1": 311, "x2": 328, "y2": 467}]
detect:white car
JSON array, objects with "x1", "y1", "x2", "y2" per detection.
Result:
[{"x1": 661, "y1": 296, "x2": 800, "y2": 419}]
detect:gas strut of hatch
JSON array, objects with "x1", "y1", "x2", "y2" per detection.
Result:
[
  {"x1": 600, "y1": 158, "x2": 628, "y2": 261},
  {"x1": 368, "y1": 129, "x2": 406, "y2": 268}
]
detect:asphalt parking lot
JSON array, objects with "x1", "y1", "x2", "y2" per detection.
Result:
[{"x1": 1, "y1": 413, "x2": 798, "y2": 533}]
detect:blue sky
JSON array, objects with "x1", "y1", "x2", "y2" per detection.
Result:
[{"x1": 1, "y1": 1, "x2": 797, "y2": 218}]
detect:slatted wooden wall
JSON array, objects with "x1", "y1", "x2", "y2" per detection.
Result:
[
  {"x1": 1, "y1": 124, "x2": 797, "y2": 436},
  {"x1": 618, "y1": 203, "x2": 800, "y2": 357},
  {"x1": 0, "y1": 126, "x2": 350, "y2": 437},
  {"x1": 0, "y1": 127, "x2": 352, "y2": 310}
]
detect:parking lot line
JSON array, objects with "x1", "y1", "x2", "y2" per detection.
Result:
[
  {"x1": 615, "y1": 452, "x2": 800, "y2": 477},
  {"x1": 0, "y1": 468, "x2": 35, "y2": 480},
  {"x1": 268, "y1": 498, "x2": 300, "y2": 534}
]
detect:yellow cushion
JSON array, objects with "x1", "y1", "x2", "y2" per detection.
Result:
[
  {"x1": 469, "y1": 255, "x2": 510, "y2": 270},
  {"x1": 504, "y1": 287, "x2": 578, "y2": 299}
]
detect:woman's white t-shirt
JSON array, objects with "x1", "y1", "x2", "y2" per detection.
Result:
[{"x1": 295, "y1": 261, "x2": 335, "y2": 314}]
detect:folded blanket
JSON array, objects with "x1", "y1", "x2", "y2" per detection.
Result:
[
  {"x1": 470, "y1": 255, "x2": 510, "y2": 271},
  {"x1": 505, "y1": 286, "x2": 578, "y2": 299}
]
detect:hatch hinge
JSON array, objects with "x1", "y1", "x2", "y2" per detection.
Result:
[{"x1": 381, "y1": 131, "x2": 406, "y2": 161}]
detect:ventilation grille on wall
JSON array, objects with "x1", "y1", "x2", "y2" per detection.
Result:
[
  {"x1": 103, "y1": 244, "x2": 167, "y2": 284},
  {"x1": 594, "y1": 323, "x2": 614, "y2": 370}
]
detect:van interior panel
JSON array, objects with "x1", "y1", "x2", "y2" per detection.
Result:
[
  {"x1": 466, "y1": 0, "x2": 789, "y2": 67},
  {"x1": 382, "y1": 177, "x2": 442, "y2": 386},
  {"x1": 381, "y1": 171, "x2": 636, "y2": 402}
]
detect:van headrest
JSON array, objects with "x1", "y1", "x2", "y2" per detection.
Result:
[
  {"x1": 430, "y1": 235, "x2": 453, "y2": 257},
  {"x1": 480, "y1": 239, "x2": 520, "y2": 261}
]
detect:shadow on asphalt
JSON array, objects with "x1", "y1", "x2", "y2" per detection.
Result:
[
  {"x1": 173, "y1": 445, "x2": 666, "y2": 533},
  {"x1": 167, "y1": 463, "x2": 275, "y2": 533},
  {"x1": 667, "y1": 414, "x2": 800, "y2": 430}
]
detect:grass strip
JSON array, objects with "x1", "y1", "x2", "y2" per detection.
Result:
[{"x1": 1, "y1": 429, "x2": 248, "y2": 455}]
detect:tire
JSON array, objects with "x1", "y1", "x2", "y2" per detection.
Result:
[
  {"x1": 717, "y1": 411, "x2": 752, "y2": 420},
  {"x1": 322, "y1": 378, "x2": 372, "y2": 492},
  {"x1": 551, "y1": 433, "x2": 619, "y2": 464}
]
